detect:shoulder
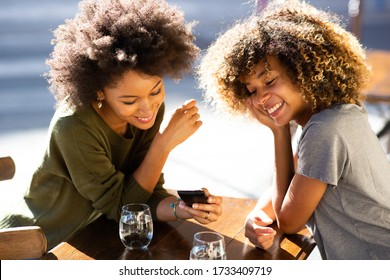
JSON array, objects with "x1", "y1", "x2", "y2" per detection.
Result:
[
  {"x1": 49, "y1": 105, "x2": 103, "y2": 142},
  {"x1": 304, "y1": 104, "x2": 366, "y2": 134},
  {"x1": 312, "y1": 103, "x2": 366, "y2": 121}
]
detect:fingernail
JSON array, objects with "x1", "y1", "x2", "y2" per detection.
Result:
[
  {"x1": 178, "y1": 202, "x2": 185, "y2": 208},
  {"x1": 192, "y1": 203, "x2": 198, "y2": 209}
]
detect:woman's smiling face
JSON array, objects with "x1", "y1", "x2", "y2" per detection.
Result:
[
  {"x1": 98, "y1": 70, "x2": 165, "y2": 133},
  {"x1": 242, "y1": 56, "x2": 312, "y2": 127}
]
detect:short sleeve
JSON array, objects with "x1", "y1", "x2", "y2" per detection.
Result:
[{"x1": 297, "y1": 121, "x2": 348, "y2": 186}]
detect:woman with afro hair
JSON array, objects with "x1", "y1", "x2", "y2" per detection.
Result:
[
  {"x1": 0, "y1": 0, "x2": 222, "y2": 250},
  {"x1": 197, "y1": 0, "x2": 390, "y2": 259}
]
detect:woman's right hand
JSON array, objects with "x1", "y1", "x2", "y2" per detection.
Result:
[{"x1": 244, "y1": 209, "x2": 276, "y2": 251}]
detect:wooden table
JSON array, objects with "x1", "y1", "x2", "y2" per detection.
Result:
[{"x1": 40, "y1": 196, "x2": 316, "y2": 260}]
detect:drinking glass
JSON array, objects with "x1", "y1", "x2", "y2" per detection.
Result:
[
  {"x1": 189, "y1": 231, "x2": 226, "y2": 260},
  {"x1": 119, "y1": 203, "x2": 153, "y2": 250}
]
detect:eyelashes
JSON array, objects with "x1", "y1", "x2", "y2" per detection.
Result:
[
  {"x1": 123, "y1": 89, "x2": 162, "y2": 105},
  {"x1": 265, "y1": 77, "x2": 276, "y2": 86},
  {"x1": 247, "y1": 77, "x2": 277, "y2": 96}
]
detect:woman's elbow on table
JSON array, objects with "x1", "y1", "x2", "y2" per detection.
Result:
[{"x1": 276, "y1": 215, "x2": 306, "y2": 234}]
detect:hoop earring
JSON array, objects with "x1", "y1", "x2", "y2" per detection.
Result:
[{"x1": 97, "y1": 97, "x2": 103, "y2": 109}]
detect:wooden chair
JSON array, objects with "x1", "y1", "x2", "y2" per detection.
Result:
[
  {"x1": 0, "y1": 226, "x2": 47, "y2": 260},
  {"x1": 0, "y1": 156, "x2": 47, "y2": 260},
  {"x1": 0, "y1": 156, "x2": 15, "y2": 181}
]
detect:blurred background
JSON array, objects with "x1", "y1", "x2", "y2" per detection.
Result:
[{"x1": 1, "y1": 0, "x2": 390, "y2": 201}]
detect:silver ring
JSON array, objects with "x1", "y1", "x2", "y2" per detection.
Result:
[{"x1": 205, "y1": 211, "x2": 210, "y2": 220}]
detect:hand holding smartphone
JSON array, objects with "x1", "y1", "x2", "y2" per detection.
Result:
[{"x1": 177, "y1": 190, "x2": 209, "y2": 207}]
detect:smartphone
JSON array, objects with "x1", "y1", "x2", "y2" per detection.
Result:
[{"x1": 177, "y1": 190, "x2": 209, "y2": 207}]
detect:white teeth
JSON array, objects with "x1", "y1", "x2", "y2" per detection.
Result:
[
  {"x1": 267, "y1": 102, "x2": 283, "y2": 114},
  {"x1": 137, "y1": 116, "x2": 153, "y2": 122}
]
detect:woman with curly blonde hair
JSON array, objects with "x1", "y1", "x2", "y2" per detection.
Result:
[
  {"x1": 197, "y1": 0, "x2": 390, "y2": 259},
  {"x1": 0, "y1": 0, "x2": 222, "y2": 250}
]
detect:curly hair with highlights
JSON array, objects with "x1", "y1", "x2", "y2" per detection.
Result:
[
  {"x1": 196, "y1": 0, "x2": 371, "y2": 114},
  {"x1": 46, "y1": 0, "x2": 199, "y2": 109}
]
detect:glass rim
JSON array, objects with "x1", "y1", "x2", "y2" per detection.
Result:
[
  {"x1": 193, "y1": 231, "x2": 225, "y2": 243},
  {"x1": 121, "y1": 203, "x2": 150, "y2": 212}
]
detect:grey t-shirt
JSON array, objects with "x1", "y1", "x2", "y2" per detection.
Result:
[{"x1": 297, "y1": 104, "x2": 390, "y2": 259}]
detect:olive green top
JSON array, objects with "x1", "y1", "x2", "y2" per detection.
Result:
[{"x1": 1, "y1": 103, "x2": 171, "y2": 249}]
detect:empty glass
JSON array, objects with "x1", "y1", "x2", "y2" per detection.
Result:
[
  {"x1": 119, "y1": 203, "x2": 153, "y2": 250},
  {"x1": 189, "y1": 231, "x2": 226, "y2": 260}
]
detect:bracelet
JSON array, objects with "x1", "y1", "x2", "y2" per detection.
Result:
[{"x1": 170, "y1": 198, "x2": 182, "y2": 220}]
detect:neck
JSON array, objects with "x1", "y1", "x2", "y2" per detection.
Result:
[{"x1": 92, "y1": 101, "x2": 127, "y2": 136}]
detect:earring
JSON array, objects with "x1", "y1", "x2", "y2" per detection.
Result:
[{"x1": 97, "y1": 97, "x2": 103, "y2": 109}]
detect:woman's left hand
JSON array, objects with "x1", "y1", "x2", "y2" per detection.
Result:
[
  {"x1": 178, "y1": 188, "x2": 223, "y2": 224},
  {"x1": 160, "y1": 99, "x2": 203, "y2": 151},
  {"x1": 246, "y1": 96, "x2": 276, "y2": 130}
]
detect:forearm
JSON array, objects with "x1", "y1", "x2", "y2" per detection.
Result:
[
  {"x1": 271, "y1": 126, "x2": 295, "y2": 224},
  {"x1": 254, "y1": 187, "x2": 276, "y2": 221},
  {"x1": 132, "y1": 132, "x2": 171, "y2": 193},
  {"x1": 155, "y1": 196, "x2": 192, "y2": 221},
  {"x1": 133, "y1": 100, "x2": 201, "y2": 193}
]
